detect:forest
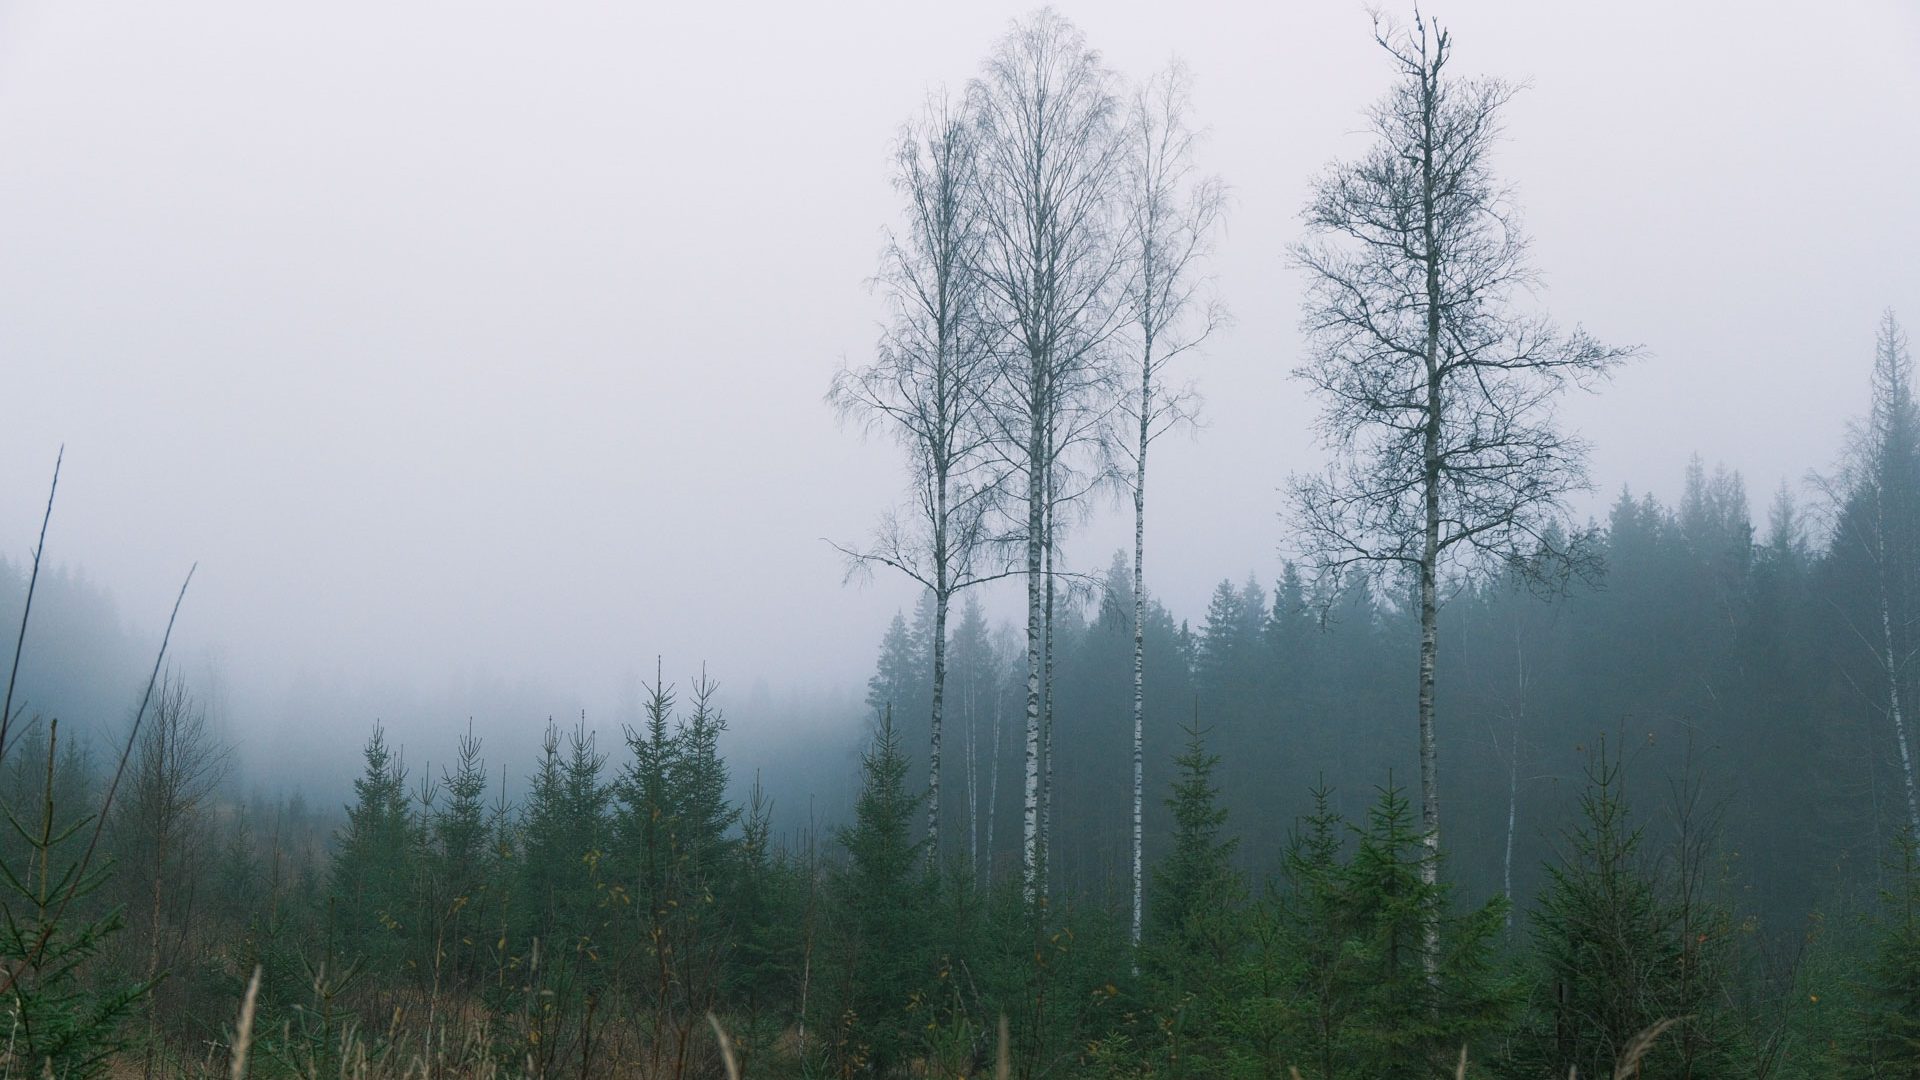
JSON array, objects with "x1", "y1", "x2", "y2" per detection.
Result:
[{"x1": 1, "y1": 6, "x2": 1917, "y2": 1080}]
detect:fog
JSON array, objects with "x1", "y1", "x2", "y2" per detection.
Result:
[{"x1": 0, "y1": 0, "x2": 1915, "y2": 790}]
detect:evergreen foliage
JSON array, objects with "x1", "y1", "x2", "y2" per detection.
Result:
[
  {"x1": 0, "y1": 721, "x2": 147, "y2": 1078},
  {"x1": 1847, "y1": 830, "x2": 1920, "y2": 1078},
  {"x1": 824, "y1": 709, "x2": 935, "y2": 1076},
  {"x1": 328, "y1": 724, "x2": 418, "y2": 969},
  {"x1": 1141, "y1": 721, "x2": 1246, "y2": 1078}
]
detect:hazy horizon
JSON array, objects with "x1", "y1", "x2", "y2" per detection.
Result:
[{"x1": 1, "y1": 0, "x2": 1915, "y2": 785}]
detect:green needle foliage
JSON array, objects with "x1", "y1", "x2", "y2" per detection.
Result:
[
  {"x1": 824, "y1": 708, "x2": 936, "y2": 1077},
  {"x1": 0, "y1": 720, "x2": 148, "y2": 1078},
  {"x1": 1847, "y1": 830, "x2": 1920, "y2": 1078},
  {"x1": 1141, "y1": 721, "x2": 1247, "y2": 1079}
]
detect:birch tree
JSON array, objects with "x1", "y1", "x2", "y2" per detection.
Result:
[
  {"x1": 1116, "y1": 61, "x2": 1224, "y2": 950},
  {"x1": 967, "y1": 9, "x2": 1127, "y2": 901},
  {"x1": 831, "y1": 91, "x2": 1004, "y2": 857},
  {"x1": 1287, "y1": 13, "x2": 1631, "y2": 960},
  {"x1": 1822, "y1": 311, "x2": 1920, "y2": 833}
]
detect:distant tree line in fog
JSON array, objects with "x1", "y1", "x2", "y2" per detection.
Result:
[{"x1": 2, "y1": 7, "x2": 1918, "y2": 1079}]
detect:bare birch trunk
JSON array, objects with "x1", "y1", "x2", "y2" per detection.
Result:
[
  {"x1": 929, "y1": 575, "x2": 948, "y2": 857},
  {"x1": 1023, "y1": 426, "x2": 1045, "y2": 902},
  {"x1": 1413, "y1": 52, "x2": 1443, "y2": 976},
  {"x1": 1416, "y1": 51, "x2": 1445, "y2": 975},
  {"x1": 1880, "y1": 524, "x2": 1920, "y2": 832},
  {"x1": 1417, "y1": 510, "x2": 1442, "y2": 961},
  {"x1": 1041, "y1": 497, "x2": 1056, "y2": 899},
  {"x1": 1291, "y1": 12, "x2": 1629, "y2": 982},
  {"x1": 970, "y1": 11, "x2": 1124, "y2": 908},
  {"x1": 1131, "y1": 374, "x2": 1149, "y2": 952}
]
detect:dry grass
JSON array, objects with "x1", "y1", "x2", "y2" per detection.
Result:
[
  {"x1": 229, "y1": 967, "x2": 261, "y2": 1080},
  {"x1": 208, "y1": 1003, "x2": 1678, "y2": 1080}
]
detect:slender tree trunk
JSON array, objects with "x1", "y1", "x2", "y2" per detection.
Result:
[
  {"x1": 930, "y1": 578, "x2": 948, "y2": 857},
  {"x1": 1042, "y1": 499, "x2": 1056, "y2": 899},
  {"x1": 1504, "y1": 627, "x2": 1525, "y2": 935},
  {"x1": 145, "y1": 830, "x2": 166, "y2": 1078},
  {"x1": 1023, "y1": 402, "x2": 1045, "y2": 903},
  {"x1": 1417, "y1": 55, "x2": 1444, "y2": 975},
  {"x1": 988, "y1": 689, "x2": 1002, "y2": 882},
  {"x1": 1131, "y1": 366, "x2": 1150, "y2": 953},
  {"x1": 796, "y1": 828, "x2": 818, "y2": 1055},
  {"x1": 966, "y1": 658, "x2": 979, "y2": 879},
  {"x1": 1879, "y1": 522, "x2": 1920, "y2": 832},
  {"x1": 1503, "y1": 737, "x2": 1517, "y2": 933}
]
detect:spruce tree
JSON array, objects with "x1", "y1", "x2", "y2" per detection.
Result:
[
  {"x1": 1519, "y1": 743, "x2": 1684, "y2": 1079},
  {"x1": 1847, "y1": 829, "x2": 1920, "y2": 1078},
  {"x1": 668, "y1": 671, "x2": 738, "y2": 895},
  {"x1": 825, "y1": 709, "x2": 935, "y2": 1076},
  {"x1": 1143, "y1": 721, "x2": 1247, "y2": 1079},
  {"x1": 726, "y1": 777, "x2": 801, "y2": 1029},
  {"x1": 516, "y1": 721, "x2": 610, "y2": 955},
  {"x1": 1265, "y1": 784, "x2": 1362, "y2": 1080},
  {"x1": 1250, "y1": 783, "x2": 1510, "y2": 1080},
  {"x1": 429, "y1": 723, "x2": 490, "y2": 985},
  {"x1": 866, "y1": 612, "x2": 929, "y2": 724},
  {"x1": 617, "y1": 674, "x2": 678, "y2": 916},
  {"x1": 0, "y1": 720, "x2": 148, "y2": 1078},
  {"x1": 661, "y1": 673, "x2": 737, "y2": 1067},
  {"x1": 329, "y1": 724, "x2": 417, "y2": 968},
  {"x1": 1339, "y1": 785, "x2": 1509, "y2": 1077}
]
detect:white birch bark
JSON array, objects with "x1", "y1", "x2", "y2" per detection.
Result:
[
  {"x1": 1825, "y1": 313, "x2": 1920, "y2": 837},
  {"x1": 1286, "y1": 13, "x2": 1631, "y2": 977},
  {"x1": 1117, "y1": 64, "x2": 1221, "y2": 950},
  {"x1": 929, "y1": 580, "x2": 948, "y2": 854},
  {"x1": 1040, "y1": 485, "x2": 1056, "y2": 897},
  {"x1": 1417, "y1": 109, "x2": 1445, "y2": 962},
  {"x1": 1023, "y1": 454, "x2": 1043, "y2": 900},
  {"x1": 827, "y1": 94, "x2": 1003, "y2": 866},
  {"x1": 1880, "y1": 525, "x2": 1920, "y2": 832},
  {"x1": 1131, "y1": 454, "x2": 1146, "y2": 950},
  {"x1": 966, "y1": 12, "x2": 1126, "y2": 905}
]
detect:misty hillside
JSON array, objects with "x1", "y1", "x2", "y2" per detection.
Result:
[{"x1": 0, "y1": 2, "x2": 1916, "y2": 1079}]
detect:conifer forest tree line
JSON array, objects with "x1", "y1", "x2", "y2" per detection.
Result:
[{"x1": 2, "y1": 8, "x2": 1919, "y2": 1079}]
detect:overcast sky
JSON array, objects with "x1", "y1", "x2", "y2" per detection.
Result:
[{"x1": 0, "y1": 1, "x2": 1915, "y2": 774}]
